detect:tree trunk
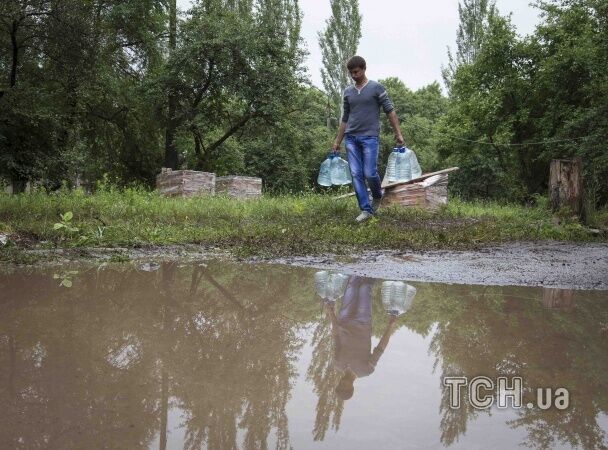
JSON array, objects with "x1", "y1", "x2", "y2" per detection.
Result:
[
  {"x1": 10, "y1": 177, "x2": 27, "y2": 194},
  {"x1": 10, "y1": 20, "x2": 19, "y2": 88},
  {"x1": 549, "y1": 158, "x2": 584, "y2": 219},
  {"x1": 164, "y1": 0, "x2": 178, "y2": 169}
]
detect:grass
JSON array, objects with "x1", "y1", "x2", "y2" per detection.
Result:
[{"x1": 0, "y1": 188, "x2": 605, "y2": 263}]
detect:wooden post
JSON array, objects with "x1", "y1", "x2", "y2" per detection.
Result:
[
  {"x1": 549, "y1": 158, "x2": 584, "y2": 218},
  {"x1": 541, "y1": 288, "x2": 575, "y2": 312}
]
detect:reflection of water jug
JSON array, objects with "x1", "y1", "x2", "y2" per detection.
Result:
[
  {"x1": 381, "y1": 281, "x2": 417, "y2": 316},
  {"x1": 314, "y1": 271, "x2": 329, "y2": 299},
  {"x1": 317, "y1": 156, "x2": 332, "y2": 186},
  {"x1": 315, "y1": 271, "x2": 349, "y2": 301},
  {"x1": 330, "y1": 153, "x2": 353, "y2": 185}
]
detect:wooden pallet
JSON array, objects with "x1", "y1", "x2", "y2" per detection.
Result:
[
  {"x1": 335, "y1": 167, "x2": 459, "y2": 208},
  {"x1": 382, "y1": 173, "x2": 450, "y2": 210},
  {"x1": 156, "y1": 169, "x2": 216, "y2": 197},
  {"x1": 216, "y1": 176, "x2": 262, "y2": 199}
]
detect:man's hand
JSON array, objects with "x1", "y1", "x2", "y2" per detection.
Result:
[
  {"x1": 332, "y1": 142, "x2": 340, "y2": 152},
  {"x1": 395, "y1": 133, "x2": 405, "y2": 147}
]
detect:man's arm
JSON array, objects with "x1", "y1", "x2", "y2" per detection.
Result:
[
  {"x1": 370, "y1": 315, "x2": 398, "y2": 366},
  {"x1": 332, "y1": 121, "x2": 347, "y2": 152},
  {"x1": 325, "y1": 303, "x2": 340, "y2": 336},
  {"x1": 387, "y1": 110, "x2": 405, "y2": 147},
  {"x1": 377, "y1": 84, "x2": 405, "y2": 146},
  {"x1": 332, "y1": 89, "x2": 350, "y2": 151}
]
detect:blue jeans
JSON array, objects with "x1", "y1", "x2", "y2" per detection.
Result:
[
  {"x1": 339, "y1": 276, "x2": 373, "y2": 325},
  {"x1": 345, "y1": 135, "x2": 383, "y2": 214}
]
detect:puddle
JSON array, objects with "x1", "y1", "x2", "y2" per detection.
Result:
[{"x1": 1, "y1": 261, "x2": 607, "y2": 449}]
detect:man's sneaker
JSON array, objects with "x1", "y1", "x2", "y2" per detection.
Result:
[
  {"x1": 355, "y1": 211, "x2": 373, "y2": 223},
  {"x1": 372, "y1": 196, "x2": 383, "y2": 213}
]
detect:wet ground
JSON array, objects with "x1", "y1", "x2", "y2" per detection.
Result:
[
  {"x1": 1, "y1": 260, "x2": 607, "y2": 449},
  {"x1": 38, "y1": 240, "x2": 608, "y2": 289}
]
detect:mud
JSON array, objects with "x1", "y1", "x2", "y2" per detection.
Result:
[
  {"x1": 267, "y1": 241, "x2": 608, "y2": 290},
  {"x1": 6, "y1": 240, "x2": 608, "y2": 290}
]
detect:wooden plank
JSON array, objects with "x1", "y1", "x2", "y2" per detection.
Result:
[{"x1": 335, "y1": 167, "x2": 459, "y2": 200}]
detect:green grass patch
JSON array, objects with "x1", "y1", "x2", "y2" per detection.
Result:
[{"x1": 0, "y1": 189, "x2": 605, "y2": 262}]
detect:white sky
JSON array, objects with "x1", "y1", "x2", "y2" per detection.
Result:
[{"x1": 177, "y1": 0, "x2": 542, "y2": 91}]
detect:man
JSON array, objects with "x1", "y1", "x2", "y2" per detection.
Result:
[
  {"x1": 332, "y1": 55, "x2": 406, "y2": 222},
  {"x1": 324, "y1": 275, "x2": 398, "y2": 401}
]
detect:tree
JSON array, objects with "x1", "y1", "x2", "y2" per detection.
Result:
[
  {"x1": 318, "y1": 0, "x2": 361, "y2": 127},
  {"x1": 160, "y1": 0, "x2": 304, "y2": 173},
  {"x1": 442, "y1": 0, "x2": 496, "y2": 91},
  {"x1": 164, "y1": 0, "x2": 178, "y2": 169},
  {"x1": 379, "y1": 78, "x2": 448, "y2": 176}
]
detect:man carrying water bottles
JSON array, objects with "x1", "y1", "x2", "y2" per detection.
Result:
[{"x1": 332, "y1": 55, "x2": 406, "y2": 223}]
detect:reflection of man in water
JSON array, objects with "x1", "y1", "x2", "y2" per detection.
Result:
[{"x1": 324, "y1": 276, "x2": 397, "y2": 401}]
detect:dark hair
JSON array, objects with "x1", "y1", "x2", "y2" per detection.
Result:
[
  {"x1": 335, "y1": 384, "x2": 354, "y2": 401},
  {"x1": 335, "y1": 375, "x2": 355, "y2": 401},
  {"x1": 346, "y1": 55, "x2": 366, "y2": 72}
]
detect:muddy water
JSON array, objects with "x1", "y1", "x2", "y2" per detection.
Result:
[{"x1": 1, "y1": 261, "x2": 607, "y2": 450}]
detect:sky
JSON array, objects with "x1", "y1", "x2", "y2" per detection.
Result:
[{"x1": 176, "y1": 0, "x2": 543, "y2": 91}]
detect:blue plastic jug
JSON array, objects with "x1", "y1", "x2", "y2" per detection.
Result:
[
  {"x1": 396, "y1": 147, "x2": 412, "y2": 181},
  {"x1": 410, "y1": 150, "x2": 422, "y2": 179},
  {"x1": 386, "y1": 148, "x2": 400, "y2": 183},
  {"x1": 317, "y1": 155, "x2": 333, "y2": 186},
  {"x1": 330, "y1": 153, "x2": 352, "y2": 185}
]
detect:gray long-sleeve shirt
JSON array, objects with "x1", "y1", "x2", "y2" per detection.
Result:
[{"x1": 341, "y1": 80, "x2": 395, "y2": 137}]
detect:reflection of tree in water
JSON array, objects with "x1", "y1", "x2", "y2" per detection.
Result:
[
  {"x1": 0, "y1": 262, "x2": 313, "y2": 450},
  {"x1": 306, "y1": 310, "x2": 344, "y2": 441},
  {"x1": 404, "y1": 284, "x2": 608, "y2": 449},
  {"x1": 159, "y1": 262, "x2": 306, "y2": 450},
  {"x1": 0, "y1": 267, "x2": 160, "y2": 449}
]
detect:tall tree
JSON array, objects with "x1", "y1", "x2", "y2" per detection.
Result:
[
  {"x1": 164, "y1": 0, "x2": 178, "y2": 169},
  {"x1": 317, "y1": 0, "x2": 361, "y2": 127},
  {"x1": 164, "y1": 0, "x2": 304, "y2": 173},
  {"x1": 442, "y1": 0, "x2": 496, "y2": 91}
]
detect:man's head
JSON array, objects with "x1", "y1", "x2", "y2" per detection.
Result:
[
  {"x1": 335, "y1": 370, "x2": 356, "y2": 401},
  {"x1": 346, "y1": 55, "x2": 366, "y2": 84}
]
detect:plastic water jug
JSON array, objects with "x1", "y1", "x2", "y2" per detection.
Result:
[
  {"x1": 410, "y1": 150, "x2": 422, "y2": 179},
  {"x1": 330, "y1": 153, "x2": 353, "y2": 185},
  {"x1": 386, "y1": 148, "x2": 399, "y2": 183},
  {"x1": 395, "y1": 147, "x2": 412, "y2": 181},
  {"x1": 381, "y1": 281, "x2": 417, "y2": 316},
  {"x1": 317, "y1": 156, "x2": 332, "y2": 186}
]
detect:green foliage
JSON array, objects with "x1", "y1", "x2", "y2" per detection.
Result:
[
  {"x1": 379, "y1": 78, "x2": 448, "y2": 175},
  {"x1": 0, "y1": 191, "x2": 604, "y2": 260},
  {"x1": 1, "y1": 0, "x2": 606, "y2": 206},
  {"x1": 438, "y1": 1, "x2": 608, "y2": 206}
]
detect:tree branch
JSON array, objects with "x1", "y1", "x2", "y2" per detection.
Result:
[
  {"x1": 192, "y1": 59, "x2": 215, "y2": 109},
  {"x1": 206, "y1": 111, "x2": 256, "y2": 153}
]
